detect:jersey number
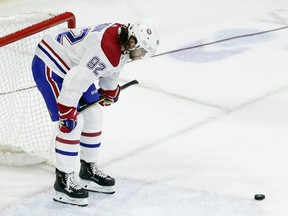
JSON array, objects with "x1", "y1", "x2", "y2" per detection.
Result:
[
  {"x1": 56, "y1": 28, "x2": 90, "y2": 44},
  {"x1": 87, "y1": 56, "x2": 106, "y2": 76}
]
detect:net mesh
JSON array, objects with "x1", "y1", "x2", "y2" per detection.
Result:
[{"x1": 0, "y1": 12, "x2": 71, "y2": 165}]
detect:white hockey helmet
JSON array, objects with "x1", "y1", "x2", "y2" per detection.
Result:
[{"x1": 128, "y1": 20, "x2": 160, "y2": 57}]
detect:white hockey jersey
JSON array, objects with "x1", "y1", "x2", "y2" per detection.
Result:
[{"x1": 35, "y1": 23, "x2": 129, "y2": 107}]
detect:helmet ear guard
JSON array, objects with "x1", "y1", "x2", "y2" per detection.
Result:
[{"x1": 128, "y1": 20, "x2": 160, "y2": 57}]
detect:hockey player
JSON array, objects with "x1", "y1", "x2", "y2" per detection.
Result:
[{"x1": 31, "y1": 20, "x2": 159, "y2": 206}]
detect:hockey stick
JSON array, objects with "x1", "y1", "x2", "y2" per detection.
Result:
[{"x1": 79, "y1": 79, "x2": 139, "y2": 112}]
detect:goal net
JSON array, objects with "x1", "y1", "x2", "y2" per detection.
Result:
[{"x1": 0, "y1": 12, "x2": 76, "y2": 166}]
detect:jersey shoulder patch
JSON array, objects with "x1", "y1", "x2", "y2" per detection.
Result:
[{"x1": 100, "y1": 23, "x2": 122, "y2": 67}]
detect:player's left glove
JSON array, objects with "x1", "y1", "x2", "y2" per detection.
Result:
[
  {"x1": 57, "y1": 103, "x2": 78, "y2": 133},
  {"x1": 98, "y1": 85, "x2": 120, "y2": 106}
]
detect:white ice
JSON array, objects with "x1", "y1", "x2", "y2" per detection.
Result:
[{"x1": 1, "y1": 0, "x2": 288, "y2": 215}]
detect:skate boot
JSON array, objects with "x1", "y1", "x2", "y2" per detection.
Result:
[
  {"x1": 53, "y1": 168, "x2": 89, "y2": 207},
  {"x1": 79, "y1": 159, "x2": 115, "y2": 194}
]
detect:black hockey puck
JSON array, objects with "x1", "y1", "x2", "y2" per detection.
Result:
[{"x1": 254, "y1": 194, "x2": 265, "y2": 200}]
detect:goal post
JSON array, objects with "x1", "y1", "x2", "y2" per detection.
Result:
[
  {"x1": 0, "y1": 12, "x2": 76, "y2": 46},
  {"x1": 0, "y1": 12, "x2": 76, "y2": 166}
]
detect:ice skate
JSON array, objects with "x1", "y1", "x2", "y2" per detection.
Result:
[
  {"x1": 53, "y1": 168, "x2": 89, "y2": 207},
  {"x1": 79, "y1": 159, "x2": 115, "y2": 194}
]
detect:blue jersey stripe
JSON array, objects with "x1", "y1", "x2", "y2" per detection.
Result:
[{"x1": 38, "y1": 44, "x2": 67, "y2": 75}]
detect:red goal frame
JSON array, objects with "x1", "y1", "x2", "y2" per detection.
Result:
[{"x1": 0, "y1": 12, "x2": 76, "y2": 47}]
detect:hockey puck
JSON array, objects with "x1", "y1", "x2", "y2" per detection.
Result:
[{"x1": 254, "y1": 194, "x2": 265, "y2": 200}]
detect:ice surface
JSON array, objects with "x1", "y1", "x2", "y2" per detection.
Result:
[
  {"x1": 0, "y1": 178, "x2": 258, "y2": 216},
  {"x1": 1, "y1": 0, "x2": 288, "y2": 215}
]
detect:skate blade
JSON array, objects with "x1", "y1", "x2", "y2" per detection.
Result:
[
  {"x1": 79, "y1": 179, "x2": 115, "y2": 194},
  {"x1": 53, "y1": 192, "x2": 88, "y2": 207}
]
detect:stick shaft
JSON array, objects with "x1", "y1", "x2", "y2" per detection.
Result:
[{"x1": 79, "y1": 79, "x2": 139, "y2": 112}]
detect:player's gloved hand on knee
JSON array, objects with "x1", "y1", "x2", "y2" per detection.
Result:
[
  {"x1": 57, "y1": 103, "x2": 78, "y2": 133},
  {"x1": 98, "y1": 85, "x2": 120, "y2": 106}
]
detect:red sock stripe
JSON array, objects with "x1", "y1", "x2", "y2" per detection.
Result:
[
  {"x1": 81, "y1": 131, "x2": 102, "y2": 137},
  {"x1": 56, "y1": 136, "x2": 79, "y2": 144}
]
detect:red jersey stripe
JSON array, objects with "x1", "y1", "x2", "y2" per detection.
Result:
[
  {"x1": 42, "y1": 39, "x2": 70, "y2": 71},
  {"x1": 45, "y1": 67, "x2": 60, "y2": 98}
]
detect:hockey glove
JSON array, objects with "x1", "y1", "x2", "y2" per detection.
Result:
[
  {"x1": 58, "y1": 103, "x2": 78, "y2": 133},
  {"x1": 98, "y1": 85, "x2": 120, "y2": 106}
]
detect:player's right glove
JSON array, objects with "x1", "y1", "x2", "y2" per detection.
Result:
[
  {"x1": 98, "y1": 86, "x2": 120, "y2": 106},
  {"x1": 57, "y1": 103, "x2": 78, "y2": 133}
]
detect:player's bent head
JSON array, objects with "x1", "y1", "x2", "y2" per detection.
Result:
[{"x1": 118, "y1": 20, "x2": 160, "y2": 60}]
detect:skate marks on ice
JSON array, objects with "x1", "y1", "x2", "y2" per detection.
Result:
[{"x1": 0, "y1": 178, "x2": 257, "y2": 216}]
